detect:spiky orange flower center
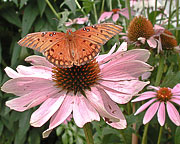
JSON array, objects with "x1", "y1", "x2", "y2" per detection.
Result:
[
  {"x1": 156, "y1": 87, "x2": 172, "y2": 101},
  {"x1": 112, "y1": 8, "x2": 120, "y2": 13},
  {"x1": 160, "y1": 29, "x2": 177, "y2": 50},
  {"x1": 52, "y1": 60, "x2": 100, "y2": 96},
  {"x1": 127, "y1": 16, "x2": 154, "y2": 42}
]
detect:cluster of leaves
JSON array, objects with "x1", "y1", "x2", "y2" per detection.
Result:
[{"x1": 0, "y1": 0, "x2": 180, "y2": 144}]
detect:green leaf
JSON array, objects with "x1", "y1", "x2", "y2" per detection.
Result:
[
  {"x1": 62, "y1": 132, "x2": 68, "y2": 144},
  {"x1": 12, "y1": 0, "x2": 18, "y2": 6},
  {"x1": 11, "y1": 43, "x2": 21, "y2": 67},
  {"x1": 1, "y1": 8, "x2": 21, "y2": 27},
  {"x1": 20, "y1": 0, "x2": 28, "y2": 9},
  {"x1": 60, "y1": 0, "x2": 76, "y2": 15},
  {"x1": 175, "y1": 127, "x2": 180, "y2": 144},
  {"x1": 34, "y1": 18, "x2": 46, "y2": 32},
  {"x1": 28, "y1": 129, "x2": 40, "y2": 144},
  {"x1": 22, "y1": 3, "x2": 39, "y2": 36},
  {"x1": 37, "y1": 0, "x2": 47, "y2": 17},
  {"x1": 14, "y1": 110, "x2": 31, "y2": 144},
  {"x1": 0, "y1": 122, "x2": 4, "y2": 136}
]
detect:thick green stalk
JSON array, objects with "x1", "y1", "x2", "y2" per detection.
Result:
[
  {"x1": 160, "y1": 0, "x2": 168, "y2": 24},
  {"x1": 153, "y1": 0, "x2": 157, "y2": 25},
  {"x1": 142, "y1": 0, "x2": 146, "y2": 17},
  {"x1": 83, "y1": 123, "x2": 94, "y2": 144},
  {"x1": 141, "y1": 123, "x2": 149, "y2": 144},
  {"x1": 126, "y1": 0, "x2": 132, "y2": 21},
  {"x1": 100, "y1": 0, "x2": 105, "y2": 14},
  {"x1": 168, "y1": 0, "x2": 173, "y2": 29},
  {"x1": 75, "y1": 0, "x2": 86, "y2": 16},
  {"x1": 109, "y1": 0, "x2": 112, "y2": 11},
  {"x1": 45, "y1": 0, "x2": 60, "y2": 20},
  {"x1": 92, "y1": 0, "x2": 98, "y2": 23},
  {"x1": 176, "y1": 0, "x2": 179, "y2": 39},
  {"x1": 157, "y1": 126, "x2": 163, "y2": 144},
  {"x1": 155, "y1": 55, "x2": 164, "y2": 86}
]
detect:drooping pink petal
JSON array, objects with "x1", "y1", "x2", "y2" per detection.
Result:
[
  {"x1": 147, "y1": 37, "x2": 157, "y2": 48},
  {"x1": 76, "y1": 17, "x2": 88, "y2": 24},
  {"x1": 134, "y1": 99, "x2": 156, "y2": 115},
  {"x1": 172, "y1": 83, "x2": 180, "y2": 94},
  {"x1": 166, "y1": 101, "x2": 180, "y2": 126},
  {"x1": 4, "y1": 67, "x2": 22, "y2": 78},
  {"x1": 1, "y1": 77, "x2": 56, "y2": 96},
  {"x1": 100, "y1": 80, "x2": 149, "y2": 104},
  {"x1": 154, "y1": 24, "x2": 165, "y2": 36},
  {"x1": 73, "y1": 94, "x2": 100, "y2": 128},
  {"x1": 16, "y1": 65, "x2": 52, "y2": 79},
  {"x1": 98, "y1": 12, "x2": 113, "y2": 23},
  {"x1": 112, "y1": 13, "x2": 119, "y2": 22},
  {"x1": 101, "y1": 60, "x2": 153, "y2": 81},
  {"x1": 43, "y1": 95, "x2": 74, "y2": 138},
  {"x1": 157, "y1": 102, "x2": 165, "y2": 126},
  {"x1": 132, "y1": 91, "x2": 156, "y2": 102},
  {"x1": 170, "y1": 98, "x2": 180, "y2": 106},
  {"x1": 147, "y1": 86, "x2": 159, "y2": 91},
  {"x1": 87, "y1": 86, "x2": 124, "y2": 123},
  {"x1": 30, "y1": 91, "x2": 66, "y2": 127},
  {"x1": 141, "y1": 72, "x2": 151, "y2": 80},
  {"x1": 119, "y1": 8, "x2": 135, "y2": 19},
  {"x1": 25, "y1": 55, "x2": 54, "y2": 68},
  {"x1": 138, "y1": 37, "x2": 146, "y2": 44},
  {"x1": 171, "y1": 96, "x2": 180, "y2": 100},
  {"x1": 143, "y1": 101, "x2": 160, "y2": 124},
  {"x1": 101, "y1": 49, "x2": 150, "y2": 65},
  {"x1": 116, "y1": 42, "x2": 127, "y2": 52},
  {"x1": 6, "y1": 86, "x2": 58, "y2": 111},
  {"x1": 65, "y1": 19, "x2": 74, "y2": 26}
]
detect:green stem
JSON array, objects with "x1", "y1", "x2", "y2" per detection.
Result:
[
  {"x1": 45, "y1": 0, "x2": 60, "y2": 20},
  {"x1": 126, "y1": 0, "x2": 132, "y2": 21},
  {"x1": 155, "y1": 55, "x2": 164, "y2": 86},
  {"x1": 168, "y1": 0, "x2": 173, "y2": 29},
  {"x1": 176, "y1": 53, "x2": 180, "y2": 71},
  {"x1": 176, "y1": 0, "x2": 179, "y2": 39},
  {"x1": 142, "y1": 0, "x2": 146, "y2": 17},
  {"x1": 92, "y1": 0, "x2": 98, "y2": 23},
  {"x1": 109, "y1": 0, "x2": 112, "y2": 11},
  {"x1": 157, "y1": 126, "x2": 163, "y2": 144},
  {"x1": 75, "y1": 0, "x2": 86, "y2": 16},
  {"x1": 100, "y1": 0, "x2": 105, "y2": 14},
  {"x1": 159, "y1": 0, "x2": 168, "y2": 25},
  {"x1": 127, "y1": 102, "x2": 131, "y2": 115},
  {"x1": 153, "y1": 0, "x2": 157, "y2": 25},
  {"x1": 83, "y1": 123, "x2": 94, "y2": 144},
  {"x1": 141, "y1": 123, "x2": 149, "y2": 144}
]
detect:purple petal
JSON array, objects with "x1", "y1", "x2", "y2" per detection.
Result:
[
  {"x1": 147, "y1": 37, "x2": 157, "y2": 48},
  {"x1": 154, "y1": 24, "x2": 165, "y2": 36},
  {"x1": 100, "y1": 80, "x2": 149, "y2": 104},
  {"x1": 6, "y1": 86, "x2": 58, "y2": 111},
  {"x1": 87, "y1": 86, "x2": 124, "y2": 122},
  {"x1": 98, "y1": 12, "x2": 113, "y2": 23},
  {"x1": 167, "y1": 101, "x2": 180, "y2": 126},
  {"x1": 76, "y1": 17, "x2": 88, "y2": 24},
  {"x1": 112, "y1": 13, "x2": 119, "y2": 22},
  {"x1": 138, "y1": 37, "x2": 146, "y2": 44},
  {"x1": 157, "y1": 102, "x2": 165, "y2": 126},
  {"x1": 16, "y1": 65, "x2": 52, "y2": 79},
  {"x1": 25, "y1": 55, "x2": 54, "y2": 68},
  {"x1": 170, "y1": 98, "x2": 180, "y2": 106},
  {"x1": 1, "y1": 77, "x2": 55, "y2": 96},
  {"x1": 101, "y1": 60, "x2": 153, "y2": 81},
  {"x1": 132, "y1": 91, "x2": 156, "y2": 102},
  {"x1": 134, "y1": 99, "x2": 156, "y2": 115},
  {"x1": 73, "y1": 94, "x2": 100, "y2": 128},
  {"x1": 4, "y1": 67, "x2": 21, "y2": 78},
  {"x1": 172, "y1": 84, "x2": 180, "y2": 94},
  {"x1": 119, "y1": 8, "x2": 135, "y2": 19},
  {"x1": 143, "y1": 101, "x2": 160, "y2": 124},
  {"x1": 43, "y1": 95, "x2": 74, "y2": 138},
  {"x1": 30, "y1": 92, "x2": 66, "y2": 127}
]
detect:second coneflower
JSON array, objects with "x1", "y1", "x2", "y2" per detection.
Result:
[{"x1": 127, "y1": 16, "x2": 154, "y2": 43}]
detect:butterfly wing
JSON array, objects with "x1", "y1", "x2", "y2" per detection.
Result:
[
  {"x1": 73, "y1": 23, "x2": 123, "y2": 65},
  {"x1": 18, "y1": 32, "x2": 74, "y2": 68}
]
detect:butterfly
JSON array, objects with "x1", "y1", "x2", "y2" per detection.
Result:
[{"x1": 18, "y1": 23, "x2": 123, "y2": 68}]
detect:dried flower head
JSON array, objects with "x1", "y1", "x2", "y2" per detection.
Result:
[{"x1": 127, "y1": 16, "x2": 154, "y2": 42}]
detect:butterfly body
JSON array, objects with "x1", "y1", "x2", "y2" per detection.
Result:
[{"x1": 18, "y1": 23, "x2": 123, "y2": 68}]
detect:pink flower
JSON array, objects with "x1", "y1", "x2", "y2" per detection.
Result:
[
  {"x1": 1, "y1": 45, "x2": 153, "y2": 138},
  {"x1": 132, "y1": 85, "x2": 180, "y2": 126},
  {"x1": 65, "y1": 17, "x2": 88, "y2": 26},
  {"x1": 98, "y1": 8, "x2": 135, "y2": 23}
]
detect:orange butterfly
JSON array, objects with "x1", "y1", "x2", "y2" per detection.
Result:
[{"x1": 18, "y1": 23, "x2": 123, "y2": 68}]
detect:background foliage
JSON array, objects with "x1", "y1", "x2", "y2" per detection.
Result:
[{"x1": 0, "y1": 0, "x2": 180, "y2": 144}]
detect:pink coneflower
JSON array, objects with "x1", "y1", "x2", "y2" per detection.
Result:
[
  {"x1": 132, "y1": 85, "x2": 180, "y2": 126},
  {"x1": 65, "y1": 17, "x2": 88, "y2": 26},
  {"x1": 98, "y1": 8, "x2": 135, "y2": 23},
  {"x1": 1, "y1": 45, "x2": 153, "y2": 138}
]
